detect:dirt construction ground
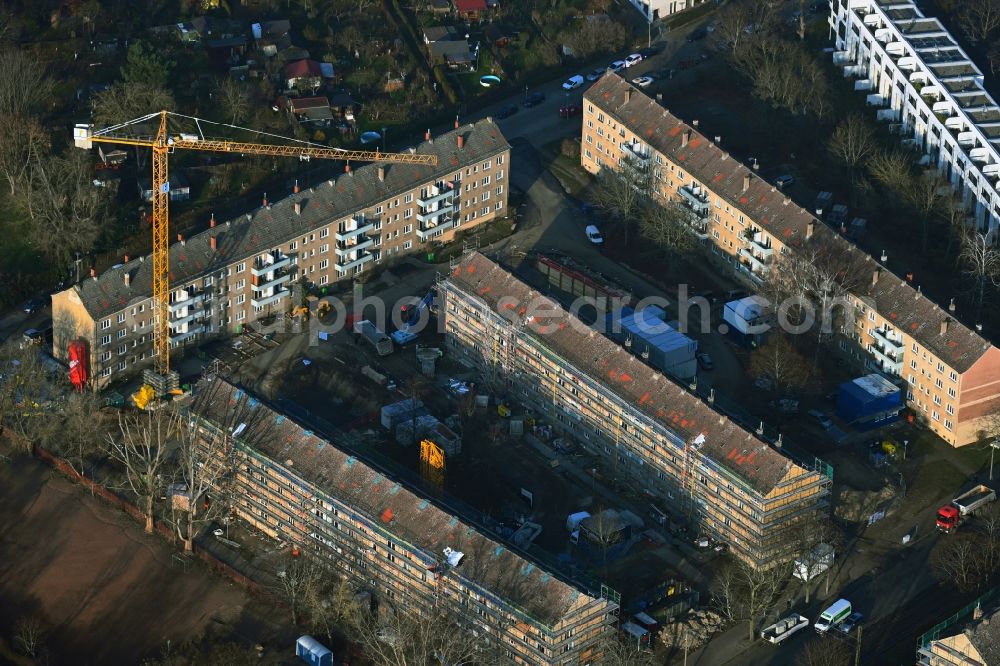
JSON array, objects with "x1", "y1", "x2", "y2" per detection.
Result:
[{"x1": 0, "y1": 454, "x2": 291, "y2": 665}]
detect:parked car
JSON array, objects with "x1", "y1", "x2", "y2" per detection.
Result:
[
  {"x1": 562, "y1": 75, "x2": 585, "y2": 90},
  {"x1": 609, "y1": 60, "x2": 627, "y2": 73},
  {"x1": 522, "y1": 91, "x2": 545, "y2": 107},
  {"x1": 776, "y1": 174, "x2": 795, "y2": 188},
  {"x1": 586, "y1": 68, "x2": 606, "y2": 81},
  {"x1": 496, "y1": 104, "x2": 518, "y2": 119},
  {"x1": 808, "y1": 409, "x2": 833, "y2": 429},
  {"x1": 22, "y1": 297, "x2": 45, "y2": 314},
  {"x1": 697, "y1": 352, "x2": 714, "y2": 370},
  {"x1": 687, "y1": 27, "x2": 707, "y2": 42},
  {"x1": 624, "y1": 53, "x2": 643, "y2": 67},
  {"x1": 770, "y1": 399, "x2": 800, "y2": 414},
  {"x1": 558, "y1": 104, "x2": 582, "y2": 118},
  {"x1": 631, "y1": 76, "x2": 654, "y2": 88},
  {"x1": 839, "y1": 612, "x2": 864, "y2": 634},
  {"x1": 639, "y1": 46, "x2": 661, "y2": 58},
  {"x1": 585, "y1": 224, "x2": 604, "y2": 245}
]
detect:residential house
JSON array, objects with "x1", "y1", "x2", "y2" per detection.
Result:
[
  {"x1": 429, "y1": 40, "x2": 474, "y2": 69},
  {"x1": 917, "y1": 604, "x2": 1000, "y2": 665},
  {"x1": 252, "y1": 19, "x2": 293, "y2": 57},
  {"x1": 581, "y1": 73, "x2": 1000, "y2": 446},
  {"x1": 328, "y1": 92, "x2": 358, "y2": 135},
  {"x1": 137, "y1": 174, "x2": 190, "y2": 203},
  {"x1": 423, "y1": 25, "x2": 459, "y2": 45},
  {"x1": 52, "y1": 120, "x2": 510, "y2": 388},
  {"x1": 430, "y1": 0, "x2": 452, "y2": 13},
  {"x1": 454, "y1": 0, "x2": 488, "y2": 21},
  {"x1": 285, "y1": 96, "x2": 334, "y2": 128},
  {"x1": 183, "y1": 16, "x2": 245, "y2": 42},
  {"x1": 191, "y1": 377, "x2": 619, "y2": 666},
  {"x1": 441, "y1": 252, "x2": 831, "y2": 569},
  {"x1": 484, "y1": 24, "x2": 511, "y2": 47},
  {"x1": 283, "y1": 59, "x2": 324, "y2": 91},
  {"x1": 831, "y1": 0, "x2": 1000, "y2": 236}
]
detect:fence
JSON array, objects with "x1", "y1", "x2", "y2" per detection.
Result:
[{"x1": 917, "y1": 585, "x2": 1000, "y2": 650}]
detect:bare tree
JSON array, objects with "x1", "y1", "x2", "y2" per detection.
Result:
[
  {"x1": 275, "y1": 552, "x2": 325, "y2": 625},
  {"x1": 958, "y1": 0, "x2": 1000, "y2": 43},
  {"x1": 0, "y1": 48, "x2": 53, "y2": 119},
  {"x1": 0, "y1": 114, "x2": 47, "y2": 195},
  {"x1": 796, "y1": 636, "x2": 851, "y2": 666},
  {"x1": 91, "y1": 81, "x2": 176, "y2": 127},
  {"x1": 303, "y1": 575, "x2": 356, "y2": 644},
  {"x1": 978, "y1": 503, "x2": 1000, "y2": 572},
  {"x1": 958, "y1": 230, "x2": 1000, "y2": 323},
  {"x1": 13, "y1": 616, "x2": 44, "y2": 658},
  {"x1": 749, "y1": 333, "x2": 811, "y2": 392},
  {"x1": 638, "y1": 201, "x2": 698, "y2": 263},
  {"x1": 903, "y1": 171, "x2": 947, "y2": 256},
  {"x1": 866, "y1": 149, "x2": 913, "y2": 193},
  {"x1": 828, "y1": 114, "x2": 878, "y2": 182},
  {"x1": 931, "y1": 532, "x2": 989, "y2": 592},
  {"x1": 592, "y1": 632, "x2": 656, "y2": 664},
  {"x1": 215, "y1": 77, "x2": 250, "y2": 126},
  {"x1": 13, "y1": 147, "x2": 111, "y2": 264},
  {"x1": 349, "y1": 606, "x2": 492, "y2": 666},
  {"x1": 107, "y1": 410, "x2": 173, "y2": 534},
  {"x1": 940, "y1": 193, "x2": 972, "y2": 262},
  {"x1": 169, "y1": 415, "x2": 236, "y2": 552},
  {"x1": 0, "y1": 342, "x2": 55, "y2": 450},
  {"x1": 593, "y1": 156, "x2": 651, "y2": 245},
  {"x1": 59, "y1": 391, "x2": 108, "y2": 477},
  {"x1": 788, "y1": 518, "x2": 842, "y2": 603},
  {"x1": 712, "y1": 558, "x2": 789, "y2": 642}
]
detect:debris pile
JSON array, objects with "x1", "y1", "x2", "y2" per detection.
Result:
[
  {"x1": 833, "y1": 484, "x2": 899, "y2": 523},
  {"x1": 658, "y1": 609, "x2": 724, "y2": 650}
]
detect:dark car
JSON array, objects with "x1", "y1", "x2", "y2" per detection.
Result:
[
  {"x1": 696, "y1": 352, "x2": 714, "y2": 371},
  {"x1": 22, "y1": 297, "x2": 45, "y2": 314},
  {"x1": 639, "y1": 46, "x2": 662, "y2": 58},
  {"x1": 558, "y1": 104, "x2": 581, "y2": 118},
  {"x1": 496, "y1": 104, "x2": 518, "y2": 119},
  {"x1": 522, "y1": 91, "x2": 545, "y2": 107},
  {"x1": 687, "y1": 27, "x2": 707, "y2": 42}
]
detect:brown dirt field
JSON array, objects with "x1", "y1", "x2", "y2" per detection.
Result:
[{"x1": 0, "y1": 455, "x2": 288, "y2": 665}]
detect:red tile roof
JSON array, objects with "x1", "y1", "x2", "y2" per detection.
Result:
[
  {"x1": 455, "y1": 0, "x2": 487, "y2": 11},
  {"x1": 283, "y1": 59, "x2": 322, "y2": 79},
  {"x1": 447, "y1": 252, "x2": 808, "y2": 495},
  {"x1": 584, "y1": 73, "x2": 994, "y2": 373}
]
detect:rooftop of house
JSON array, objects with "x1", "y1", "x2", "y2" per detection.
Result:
[
  {"x1": 287, "y1": 95, "x2": 329, "y2": 112},
  {"x1": 424, "y1": 25, "x2": 459, "y2": 43},
  {"x1": 447, "y1": 252, "x2": 809, "y2": 496},
  {"x1": 455, "y1": 0, "x2": 488, "y2": 11},
  {"x1": 430, "y1": 40, "x2": 471, "y2": 58},
  {"x1": 284, "y1": 59, "x2": 323, "y2": 79},
  {"x1": 192, "y1": 377, "x2": 603, "y2": 626},
  {"x1": 584, "y1": 73, "x2": 993, "y2": 373},
  {"x1": 66, "y1": 120, "x2": 510, "y2": 321},
  {"x1": 964, "y1": 607, "x2": 1000, "y2": 664}
]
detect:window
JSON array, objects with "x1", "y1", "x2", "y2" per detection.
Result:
[
  {"x1": 117, "y1": 361, "x2": 127, "y2": 372},
  {"x1": 101, "y1": 319, "x2": 111, "y2": 330},
  {"x1": 404, "y1": 193, "x2": 413, "y2": 203},
  {"x1": 100, "y1": 351, "x2": 111, "y2": 362},
  {"x1": 101, "y1": 334, "x2": 111, "y2": 346},
  {"x1": 320, "y1": 228, "x2": 329, "y2": 238},
  {"x1": 118, "y1": 344, "x2": 127, "y2": 355},
  {"x1": 937, "y1": 362, "x2": 945, "y2": 373},
  {"x1": 403, "y1": 240, "x2": 412, "y2": 250},
  {"x1": 236, "y1": 310, "x2": 245, "y2": 321},
  {"x1": 236, "y1": 295, "x2": 245, "y2": 305},
  {"x1": 375, "y1": 205, "x2": 383, "y2": 215},
  {"x1": 236, "y1": 279, "x2": 245, "y2": 290},
  {"x1": 289, "y1": 240, "x2": 297, "y2": 251},
  {"x1": 495, "y1": 201, "x2": 503, "y2": 211},
  {"x1": 100, "y1": 367, "x2": 112, "y2": 378},
  {"x1": 117, "y1": 329, "x2": 127, "y2": 339},
  {"x1": 320, "y1": 259, "x2": 329, "y2": 270},
  {"x1": 320, "y1": 244, "x2": 329, "y2": 253},
  {"x1": 946, "y1": 403, "x2": 954, "y2": 415},
  {"x1": 319, "y1": 275, "x2": 328, "y2": 285},
  {"x1": 948, "y1": 387, "x2": 956, "y2": 398},
  {"x1": 949, "y1": 371, "x2": 958, "y2": 382},
  {"x1": 236, "y1": 262, "x2": 246, "y2": 273},
  {"x1": 945, "y1": 419, "x2": 953, "y2": 431},
  {"x1": 482, "y1": 175, "x2": 491, "y2": 185},
  {"x1": 497, "y1": 170, "x2": 504, "y2": 180},
  {"x1": 910, "y1": 360, "x2": 917, "y2": 369},
  {"x1": 482, "y1": 191, "x2": 491, "y2": 201}
]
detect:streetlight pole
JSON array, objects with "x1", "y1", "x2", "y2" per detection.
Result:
[{"x1": 990, "y1": 440, "x2": 999, "y2": 482}]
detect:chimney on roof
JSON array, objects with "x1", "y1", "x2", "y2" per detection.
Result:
[
  {"x1": 124, "y1": 254, "x2": 129, "y2": 263},
  {"x1": 625, "y1": 87, "x2": 633, "y2": 103},
  {"x1": 941, "y1": 318, "x2": 951, "y2": 335},
  {"x1": 880, "y1": 250, "x2": 888, "y2": 262},
  {"x1": 177, "y1": 233, "x2": 184, "y2": 245},
  {"x1": 715, "y1": 135, "x2": 722, "y2": 144},
  {"x1": 454, "y1": 116, "x2": 459, "y2": 129},
  {"x1": 872, "y1": 268, "x2": 881, "y2": 286},
  {"x1": 693, "y1": 119, "x2": 699, "y2": 127},
  {"x1": 977, "y1": 323, "x2": 984, "y2": 332},
  {"x1": 90, "y1": 267, "x2": 96, "y2": 280},
  {"x1": 905, "y1": 272, "x2": 914, "y2": 281},
  {"x1": 916, "y1": 285, "x2": 922, "y2": 297},
  {"x1": 806, "y1": 221, "x2": 815, "y2": 240},
  {"x1": 457, "y1": 133, "x2": 464, "y2": 149},
  {"x1": 210, "y1": 213, "x2": 216, "y2": 228},
  {"x1": 210, "y1": 235, "x2": 217, "y2": 251},
  {"x1": 377, "y1": 165, "x2": 385, "y2": 182},
  {"x1": 345, "y1": 163, "x2": 351, "y2": 174},
  {"x1": 123, "y1": 270, "x2": 130, "y2": 288},
  {"x1": 294, "y1": 201, "x2": 301, "y2": 216},
  {"x1": 425, "y1": 128, "x2": 432, "y2": 142},
  {"x1": 743, "y1": 174, "x2": 751, "y2": 192},
  {"x1": 949, "y1": 297, "x2": 956, "y2": 313},
  {"x1": 682, "y1": 130, "x2": 690, "y2": 147},
  {"x1": 293, "y1": 179, "x2": 299, "y2": 194},
  {"x1": 974, "y1": 602, "x2": 984, "y2": 621},
  {"x1": 262, "y1": 193, "x2": 269, "y2": 208}
]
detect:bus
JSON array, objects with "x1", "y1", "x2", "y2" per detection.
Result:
[{"x1": 814, "y1": 599, "x2": 852, "y2": 634}]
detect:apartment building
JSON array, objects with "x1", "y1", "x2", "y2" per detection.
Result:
[
  {"x1": 627, "y1": 0, "x2": 704, "y2": 21},
  {"x1": 441, "y1": 252, "x2": 830, "y2": 568},
  {"x1": 581, "y1": 73, "x2": 1000, "y2": 446},
  {"x1": 51, "y1": 120, "x2": 510, "y2": 388},
  {"x1": 829, "y1": 0, "x2": 1000, "y2": 235},
  {"x1": 192, "y1": 378, "x2": 616, "y2": 666},
  {"x1": 917, "y1": 604, "x2": 1000, "y2": 666}
]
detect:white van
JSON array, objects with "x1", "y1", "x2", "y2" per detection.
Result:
[
  {"x1": 585, "y1": 225, "x2": 604, "y2": 245},
  {"x1": 814, "y1": 599, "x2": 852, "y2": 633}
]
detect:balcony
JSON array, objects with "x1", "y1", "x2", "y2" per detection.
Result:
[
  {"x1": 677, "y1": 184, "x2": 710, "y2": 216},
  {"x1": 335, "y1": 237, "x2": 374, "y2": 256},
  {"x1": 251, "y1": 252, "x2": 291, "y2": 277},
  {"x1": 869, "y1": 344, "x2": 903, "y2": 375},
  {"x1": 168, "y1": 290, "x2": 207, "y2": 312},
  {"x1": 416, "y1": 218, "x2": 456, "y2": 240},
  {"x1": 871, "y1": 328, "x2": 904, "y2": 353},
  {"x1": 416, "y1": 204, "x2": 454, "y2": 224},
  {"x1": 745, "y1": 232, "x2": 774, "y2": 259},
  {"x1": 170, "y1": 309, "x2": 205, "y2": 327},
  {"x1": 623, "y1": 142, "x2": 650, "y2": 164},
  {"x1": 417, "y1": 184, "x2": 456, "y2": 208},
  {"x1": 251, "y1": 286, "x2": 289, "y2": 309},
  {"x1": 251, "y1": 269, "x2": 291, "y2": 291},
  {"x1": 739, "y1": 248, "x2": 770, "y2": 273},
  {"x1": 170, "y1": 325, "x2": 205, "y2": 345},
  {"x1": 336, "y1": 251, "x2": 373, "y2": 273},
  {"x1": 335, "y1": 219, "x2": 374, "y2": 242}
]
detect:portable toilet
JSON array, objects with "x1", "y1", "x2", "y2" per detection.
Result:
[{"x1": 296, "y1": 635, "x2": 332, "y2": 666}]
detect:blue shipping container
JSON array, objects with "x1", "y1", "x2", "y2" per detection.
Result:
[
  {"x1": 296, "y1": 635, "x2": 332, "y2": 666},
  {"x1": 837, "y1": 374, "x2": 902, "y2": 431}
]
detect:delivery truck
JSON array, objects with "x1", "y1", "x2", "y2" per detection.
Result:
[
  {"x1": 815, "y1": 599, "x2": 852, "y2": 634},
  {"x1": 936, "y1": 484, "x2": 996, "y2": 533}
]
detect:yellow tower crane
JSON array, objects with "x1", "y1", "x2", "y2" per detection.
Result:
[{"x1": 74, "y1": 111, "x2": 437, "y2": 386}]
